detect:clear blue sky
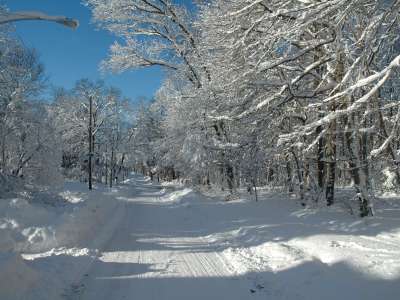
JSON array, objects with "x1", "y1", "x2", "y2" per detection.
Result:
[{"x1": 6, "y1": 0, "x2": 193, "y2": 102}]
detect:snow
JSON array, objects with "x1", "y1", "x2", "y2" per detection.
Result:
[
  {"x1": 0, "y1": 11, "x2": 79, "y2": 28},
  {"x1": 0, "y1": 179, "x2": 125, "y2": 300},
  {"x1": 1, "y1": 174, "x2": 400, "y2": 299},
  {"x1": 0, "y1": 252, "x2": 42, "y2": 300}
]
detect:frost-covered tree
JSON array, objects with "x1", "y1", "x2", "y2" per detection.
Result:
[
  {"x1": 53, "y1": 80, "x2": 133, "y2": 188},
  {"x1": 0, "y1": 4, "x2": 77, "y2": 190},
  {"x1": 87, "y1": 0, "x2": 400, "y2": 216},
  {"x1": 185, "y1": 0, "x2": 400, "y2": 216},
  {"x1": 86, "y1": 0, "x2": 206, "y2": 87},
  {"x1": 0, "y1": 39, "x2": 62, "y2": 186},
  {"x1": 86, "y1": 0, "x2": 229, "y2": 185}
]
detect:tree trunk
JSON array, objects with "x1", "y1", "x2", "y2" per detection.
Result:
[
  {"x1": 88, "y1": 96, "x2": 93, "y2": 191},
  {"x1": 286, "y1": 160, "x2": 294, "y2": 193},
  {"x1": 1, "y1": 136, "x2": 5, "y2": 172},
  {"x1": 325, "y1": 119, "x2": 336, "y2": 206},
  {"x1": 377, "y1": 107, "x2": 400, "y2": 185},
  {"x1": 226, "y1": 162, "x2": 234, "y2": 193},
  {"x1": 109, "y1": 149, "x2": 114, "y2": 188},
  {"x1": 291, "y1": 150, "x2": 305, "y2": 204},
  {"x1": 252, "y1": 179, "x2": 258, "y2": 202},
  {"x1": 105, "y1": 157, "x2": 108, "y2": 185},
  {"x1": 316, "y1": 125, "x2": 325, "y2": 193},
  {"x1": 345, "y1": 114, "x2": 372, "y2": 217}
]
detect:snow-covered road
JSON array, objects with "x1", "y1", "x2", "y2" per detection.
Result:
[
  {"x1": 69, "y1": 176, "x2": 258, "y2": 300},
  {"x1": 14, "y1": 174, "x2": 400, "y2": 300}
]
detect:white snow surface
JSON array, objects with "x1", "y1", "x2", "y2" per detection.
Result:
[{"x1": 1, "y1": 174, "x2": 400, "y2": 299}]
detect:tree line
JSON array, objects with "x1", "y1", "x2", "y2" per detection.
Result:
[
  {"x1": 0, "y1": 11, "x2": 135, "y2": 190},
  {"x1": 86, "y1": 0, "x2": 400, "y2": 217},
  {"x1": 2, "y1": 1, "x2": 400, "y2": 218}
]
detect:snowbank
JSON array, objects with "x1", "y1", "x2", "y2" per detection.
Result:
[
  {"x1": 0, "y1": 180, "x2": 126, "y2": 300},
  {"x1": 0, "y1": 197, "x2": 57, "y2": 253},
  {"x1": 0, "y1": 252, "x2": 40, "y2": 300},
  {"x1": 159, "y1": 188, "x2": 192, "y2": 204}
]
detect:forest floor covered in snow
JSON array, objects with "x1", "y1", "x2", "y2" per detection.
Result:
[{"x1": 1, "y1": 174, "x2": 400, "y2": 299}]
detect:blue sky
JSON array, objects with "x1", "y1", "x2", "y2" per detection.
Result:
[{"x1": 6, "y1": 0, "x2": 194, "y2": 102}]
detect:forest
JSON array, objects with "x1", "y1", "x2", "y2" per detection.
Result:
[
  {"x1": 2, "y1": 1, "x2": 400, "y2": 218},
  {"x1": 1, "y1": 1, "x2": 400, "y2": 300}
]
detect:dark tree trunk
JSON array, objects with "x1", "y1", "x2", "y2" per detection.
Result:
[
  {"x1": 316, "y1": 125, "x2": 325, "y2": 192},
  {"x1": 291, "y1": 150, "x2": 305, "y2": 204},
  {"x1": 286, "y1": 160, "x2": 294, "y2": 193},
  {"x1": 109, "y1": 149, "x2": 114, "y2": 188},
  {"x1": 344, "y1": 115, "x2": 372, "y2": 217},
  {"x1": 252, "y1": 179, "x2": 258, "y2": 202},
  {"x1": 325, "y1": 120, "x2": 336, "y2": 206},
  {"x1": 226, "y1": 162, "x2": 234, "y2": 193},
  {"x1": 88, "y1": 96, "x2": 93, "y2": 190}
]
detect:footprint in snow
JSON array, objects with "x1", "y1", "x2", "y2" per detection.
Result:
[
  {"x1": 61, "y1": 282, "x2": 85, "y2": 300},
  {"x1": 330, "y1": 240, "x2": 342, "y2": 248}
]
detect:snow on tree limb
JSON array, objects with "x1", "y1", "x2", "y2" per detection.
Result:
[
  {"x1": 0, "y1": 11, "x2": 79, "y2": 29},
  {"x1": 278, "y1": 53, "x2": 400, "y2": 150}
]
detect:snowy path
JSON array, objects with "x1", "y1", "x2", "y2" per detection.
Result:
[
  {"x1": 16, "y1": 174, "x2": 400, "y2": 300},
  {"x1": 55, "y1": 175, "x2": 400, "y2": 300},
  {"x1": 68, "y1": 176, "x2": 258, "y2": 300}
]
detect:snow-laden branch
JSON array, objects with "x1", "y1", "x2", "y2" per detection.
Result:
[
  {"x1": 0, "y1": 11, "x2": 79, "y2": 29},
  {"x1": 370, "y1": 106, "x2": 400, "y2": 159},
  {"x1": 280, "y1": 54, "x2": 400, "y2": 143},
  {"x1": 104, "y1": 41, "x2": 179, "y2": 73},
  {"x1": 258, "y1": 37, "x2": 335, "y2": 72},
  {"x1": 321, "y1": 54, "x2": 400, "y2": 106}
]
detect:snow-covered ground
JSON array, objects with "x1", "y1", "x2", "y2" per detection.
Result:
[
  {"x1": 0, "y1": 180, "x2": 125, "y2": 300},
  {"x1": 1, "y1": 174, "x2": 400, "y2": 299}
]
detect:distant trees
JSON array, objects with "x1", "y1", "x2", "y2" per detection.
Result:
[
  {"x1": 0, "y1": 3, "x2": 134, "y2": 192},
  {"x1": 53, "y1": 79, "x2": 133, "y2": 189}
]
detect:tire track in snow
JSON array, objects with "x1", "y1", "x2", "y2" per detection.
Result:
[{"x1": 75, "y1": 177, "x2": 258, "y2": 300}]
